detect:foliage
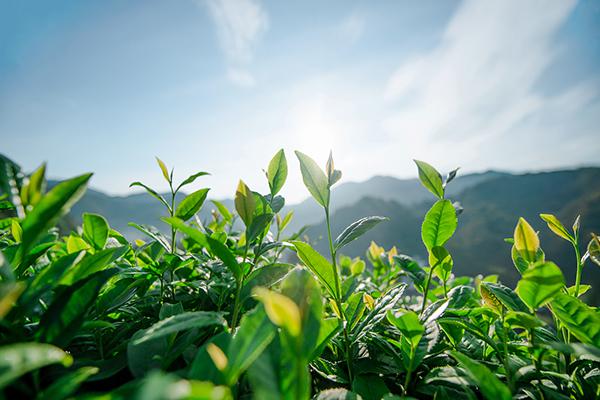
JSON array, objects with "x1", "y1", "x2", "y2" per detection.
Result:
[{"x1": 0, "y1": 151, "x2": 598, "y2": 399}]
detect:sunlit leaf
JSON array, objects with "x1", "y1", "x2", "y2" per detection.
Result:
[
  {"x1": 414, "y1": 160, "x2": 444, "y2": 199},
  {"x1": 516, "y1": 261, "x2": 564, "y2": 310},
  {"x1": 540, "y1": 213, "x2": 573, "y2": 242},
  {"x1": 421, "y1": 199, "x2": 457, "y2": 251},
  {"x1": 175, "y1": 188, "x2": 209, "y2": 221},
  {"x1": 235, "y1": 180, "x2": 255, "y2": 227},
  {"x1": 83, "y1": 212, "x2": 109, "y2": 250},
  {"x1": 267, "y1": 149, "x2": 287, "y2": 196},
  {"x1": 334, "y1": 216, "x2": 388, "y2": 252},
  {"x1": 295, "y1": 151, "x2": 330, "y2": 208}
]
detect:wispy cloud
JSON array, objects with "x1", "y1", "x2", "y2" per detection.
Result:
[
  {"x1": 204, "y1": 0, "x2": 268, "y2": 86},
  {"x1": 382, "y1": 0, "x2": 597, "y2": 172},
  {"x1": 338, "y1": 12, "x2": 365, "y2": 43}
]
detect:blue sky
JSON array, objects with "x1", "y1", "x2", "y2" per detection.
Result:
[{"x1": 1, "y1": 0, "x2": 599, "y2": 203}]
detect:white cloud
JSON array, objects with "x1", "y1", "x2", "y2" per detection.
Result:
[
  {"x1": 382, "y1": 0, "x2": 598, "y2": 172},
  {"x1": 204, "y1": 0, "x2": 268, "y2": 85}
]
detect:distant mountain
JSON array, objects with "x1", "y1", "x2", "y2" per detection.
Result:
[
  {"x1": 306, "y1": 167, "x2": 600, "y2": 304},
  {"x1": 282, "y1": 171, "x2": 508, "y2": 232}
]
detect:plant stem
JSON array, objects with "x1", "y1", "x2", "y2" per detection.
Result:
[
  {"x1": 231, "y1": 243, "x2": 249, "y2": 330},
  {"x1": 170, "y1": 191, "x2": 176, "y2": 254},
  {"x1": 324, "y1": 208, "x2": 353, "y2": 382},
  {"x1": 420, "y1": 266, "x2": 435, "y2": 315},
  {"x1": 572, "y1": 240, "x2": 582, "y2": 297}
]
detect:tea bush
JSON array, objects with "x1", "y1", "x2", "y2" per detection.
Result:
[{"x1": 0, "y1": 150, "x2": 599, "y2": 399}]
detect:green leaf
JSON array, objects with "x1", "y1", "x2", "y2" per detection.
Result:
[
  {"x1": 38, "y1": 269, "x2": 118, "y2": 347},
  {"x1": 326, "y1": 151, "x2": 342, "y2": 187},
  {"x1": 226, "y1": 306, "x2": 276, "y2": 384},
  {"x1": 255, "y1": 288, "x2": 302, "y2": 337},
  {"x1": 130, "y1": 181, "x2": 170, "y2": 211},
  {"x1": 240, "y1": 263, "x2": 292, "y2": 302},
  {"x1": 587, "y1": 233, "x2": 600, "y2": 267},
  {"x1": 516, "y1": 261, "x2": 564, "y2": 310},
  {"x1": 334, "y1": 216, "x2": 388, "y2": 251},
  {"x1": 59, "y1": 246, "x2": 128, "y2": 285},
  {"x1": 211, "y1": 199, "x2": 232, "y2": 222},
  {"x1": 0, "y1": 343, "x2": 73, "y2": 390},
  {"x1": 514, "y1": 217, "x2": 540, "y2": 264},
  {"x1": 18, "y1": 173, "x2": 92, "y2": 263},
  {"x1": 175, "y1": 171, "x2": 210, "y2": 193},
  {"x1": 235, "y1": 180, "x2": 255, "y2": 227},
  {"x1": 247, "y1": 213, "x2": 274, "y2": 244},
  {"x1": 37, "y1": 366, "x2": 98, "y2": 400},
  {"x1": 131, "y1": 311, "x2": 226, "y2": 346},
  {"x1": 295, "y1": 151, "x2": 330, "y2": 208},
  {"x1": 22, "y1": 162, "x2": 46, "y2": 207},
  {"x1": 314, "y1": 389, "x2": 363, "y2": 400},
  {"x1": 163, "y1": 217, "x2": 242, "y2": 281},
  {"x1": 450, "y1": 351, "x2": 511, "y2": 400},
  {"x1": 421, "y1": 199, "x2": 457, "y2": 251},
  {"x1": 267, "y1": 149, "x2": 287, "y2": 196},
  {"x1": 175, "y1": 188, "x2": 209, "y2": 221},
  {"x1": 352, "y1": 374, "x2": 389, "y2": 400},
  {"x1": 480, "y1": 282, "x2": 529, "y2": 313},
  {"x1": 504, "y1": 311, "x2": 543, "y2": 330},
  {"x1": 551, "y1": 293, "x2": 600, "y2": 347},
  {"x1": 155, "y1": 157, "x2": 170, "y2": 183},
  {"x1": 387, "y1": 310, "x2": 424, "y2": 348},
  {"x1": 414, "y1": 160, "x2": 444, "y2": 199},
  {"x1": 540, "y1": 214, "x2": 573, "y2": 242},
  {"x1": 290, "y1": 241, "x2": 338, "y2": 299},
  {"x1": 352, "y1": 284, "x2": 406, "y2": 343},
  {"x1": 83, "y1": 212, "x2": 109, "y2": 249}
]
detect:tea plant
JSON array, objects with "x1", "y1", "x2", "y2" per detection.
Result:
[{"x1": 0, "y1": 151, "x2": 598, "y2": 400}]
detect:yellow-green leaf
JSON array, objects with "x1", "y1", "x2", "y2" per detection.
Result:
[
  {"x1": 235, "y1": 180, "x2": 255, "y2": 227},
  {"x1": 254, "y1": 288, "x2": 301, "y2": 337},
  {"x1": 540, "y1": 214, "x2": 573, "y2": 242},
  {"x1": 514, "y1": 217, "x2": 540, "y2": 264},
  {"x1": 155, "y1": 157, "x2": 170, "y2": 183}
]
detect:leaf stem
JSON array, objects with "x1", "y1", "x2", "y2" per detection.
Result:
[
  {"x1": 324, "y1": 207, "x2": 353, "y2": 382},
  {"x1": 420, "y1": 266, "x2": 434, "y2": 315}
]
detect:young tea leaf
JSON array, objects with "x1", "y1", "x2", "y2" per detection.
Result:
[
  {"x1": 267, "y1": 149, "x2": 287, "y2": 196},
  {"x1": 516, "y1": 261, "x2": 564, "y2": 310},
  {"x1": 295, "y1": 151, "x2": 330, "y2": 208},
  {"x1": 255, "y1": 288, "x2": 301, "y2": 337},
  {"x1": 155, "y1": 157, "x2": 170, "y2": 183},
  {"x1": 421, "y1": 199, "x2": 457, "y2": 251},
  {"x1": 540, "y1": 214, "x2": 573, "y2": 243},
  {"x1": 235, "y1": 180, "x2": 256, "y2": 227},
  {"x1": 513, "y1": 217, "x2": 540, "y2": 264},
  {"x1": 82, "y1": 212, "x2": 109, "y2": 250},
  {"x1": 175, "y1": 188, "x2": 210, "y2": 221},
  {"x1": 414, "y1": 160, "x2": 444, "y2": 199}
]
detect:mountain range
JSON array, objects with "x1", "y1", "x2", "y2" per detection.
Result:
[{"x1": 63, "y1": 167, "x2": 600, "y2": 303}]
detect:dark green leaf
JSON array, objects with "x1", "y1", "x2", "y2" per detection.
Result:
[
  {"x1": 290, "y1": 240, "x2": 338, "y2": 299},
  {"x1": 334, "y1": 216, "x2": 388, "y2": 252},
  {"x1": 450, "y1": 351, "x2": 511, "y2": 400},
  {"x1": 551, "y1": 293, "x2": 600, "y2": 347},
  {"x1": 0, "y1": 343, "x2": 73, "y2": 390},
  {"x1": 18, "y1": 173, "x2": 92, "y2": 263},
  {"x1": 38, "y1": 269, "x2": 118, "y2": 347},
  {"x1": 132, "y1": 311, "x2": 226, "y2": 346},
  {"x1": 129, "y1": 181, "x2": 170, "y2": 211},
  {"x1": 175, "y1": 171, "x2": 210, "y2": 193}
]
